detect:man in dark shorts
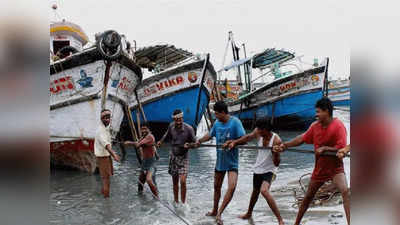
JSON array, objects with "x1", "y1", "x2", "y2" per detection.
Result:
[
  {"x1": 224, "y1": 117, "x2": 284, "y2": 225},
  {"x1": 157, "y1": 109, "x2": 196, "y2": 207},
  {"x1": 195, "y1": 101, "x2": 245, "y2": 225},
  {"x1": 125, "y1": 124, "x2": 158, "y2": 198},
  {"x1": 274, "y1": 97, "x2": 350, "y2": 225},
  {"x1": 94, "y1": 109, "x2": 121, "y2": 198}
]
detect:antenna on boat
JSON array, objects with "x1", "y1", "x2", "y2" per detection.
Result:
[{"x1": 51, "y1": 2, "x2": 63, "y2": 22}]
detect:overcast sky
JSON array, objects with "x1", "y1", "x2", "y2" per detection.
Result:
[{"x1": 52, "y1": 0, "x2": 350, "y2": 79}]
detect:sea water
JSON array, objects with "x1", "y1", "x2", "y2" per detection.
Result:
[{"x1": 50, "y1": 109, "x2": 350, "y2": 225}]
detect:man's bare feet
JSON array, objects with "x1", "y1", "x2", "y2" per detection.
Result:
[
  {"x1": 102, "y1": 188, "x2": 110, "y2": 198},
  {"x1": 238, "y1": 213, "x2": 252, "y2": 219},
  {"x1": 216, "y1": 215, "x2": 223, "y2": 225},
  {"x1": 206, "y1": 210, "x2": 217, "y2": 216}
]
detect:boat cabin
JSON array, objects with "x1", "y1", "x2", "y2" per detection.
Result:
[{"x1": 50, "y1": 20, "x2": 89, "y2": 60}]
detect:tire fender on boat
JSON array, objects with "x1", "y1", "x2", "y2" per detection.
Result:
[
  {"x1": 56, "y1": 46, "x2": 79, "y2": 59},
  {"x1": 97, "y1": 30, "x2": 122, "y2": 60}
]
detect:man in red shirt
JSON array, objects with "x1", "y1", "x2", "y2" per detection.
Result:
[
  {"x1": 125, "y1": 124, "x2": 159, "y2": 198},
  {"x1": 274, "y1": 97, "x2": 350, "y2": 225}
]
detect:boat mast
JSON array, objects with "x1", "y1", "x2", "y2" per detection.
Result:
[
  {"x1": 195, "y1": 54, "x2": 210, "y2": 126},
  {"x1": 242, "y1": 43, "x2": 251, "y2": 92},
  {"x1": 323, "y1": 57, "x2": 330, "y2": 97},
  {"x1": 230, "y1": 32, "x2": 242, "y2": 86},
  {"x1": 220, "y1": 32, "x2": 232, "y2": 81}
]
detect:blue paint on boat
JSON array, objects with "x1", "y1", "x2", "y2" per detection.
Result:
[
  {"x1": 131, "y1": 86, "x2": 210, "y2": 129},
  {"x1": 231, "y1": 90, "x2": 323, "y2": 129},
  {"x1": 328, "y1": 87, "x2": 350, "y2": 107}
]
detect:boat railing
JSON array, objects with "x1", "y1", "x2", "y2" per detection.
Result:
[{"x1": 151, "y1": 55, "x2": 199, "y2": 74}]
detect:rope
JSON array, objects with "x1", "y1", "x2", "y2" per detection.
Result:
[
  {"x1": 293, "y1": 173, "x2": 341, "y2": 207},
  {"x1": 195, "y1": 144, "x2": 349, "y2": 157},
  {"x1": 50, "y1": 137, "x2": 349, "y2": 158},
  {"x1": 136, "y1": 179, "x2": 191, "y2": 225},
  {"x1": 155, "y1": 143, "x2": 350, "y2": 157}
]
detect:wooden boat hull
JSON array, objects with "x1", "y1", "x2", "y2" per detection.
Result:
[
  {"x1": 50, "y1": 48, "x2": 142, "y2": 172},
  {"x1": 228, "y1": 66, "x2": 327, "y2": 130},
  {"x1": 129, "y1": 59, "x2": 216, "y2": 139},
  {"x1": 328, "y1": 80, "x2": 350, "y2": 107}
]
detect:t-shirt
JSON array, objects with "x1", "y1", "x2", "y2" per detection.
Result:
[
  {"x1": 302, "y1": 118, "x2": 347, "y2": 182},
  {"x1": 210, "y1": 116, "x2": 245, "y2": 171},
  {"x1": 139, "y1": 133, "x2": 156, "y2": 159},
  {"x1": 160, "y1": 122, "x2": 196, "y2": 158},
  {"x1": 94, "y1": 123, "x2": 111, "y2": 157}
]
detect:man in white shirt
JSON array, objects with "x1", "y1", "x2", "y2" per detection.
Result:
[
  {"x1": 95, "y1": 109, "x2": 120, "y2": 198},
  {"x1": 224, "y1": 117, "x2": 284, "y2": 225}
]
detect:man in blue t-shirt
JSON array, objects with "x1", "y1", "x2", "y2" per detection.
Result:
[{"x1": 195, "y1": 101, "x2": 245, "y2": 225}]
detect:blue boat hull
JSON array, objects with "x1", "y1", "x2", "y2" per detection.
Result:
[
  {"x1": 230, "y1": 90, "x2": 323, "y2": 130},
  {"x1": 332, "y1": 99, "x2": 350, "y2": 107},
  {"x1": 328, "y1": 86, "x2": 350, "y2": 107},
  {"x1": 130, "y1": 86, "x2": 210, "y2": 138}
]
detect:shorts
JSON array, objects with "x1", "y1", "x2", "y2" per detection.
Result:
[
  {"x1": 168, "y1": 154, "x2": 189, "y2": 176},
  {"x1": 253, "y1": 172, "x2": 275, "y2": 190},
  {"x1": 215, "y1": 168, "x2": 238, "y2": 174},
  {"x1": 141, "y1": 157, "x2": 156, "y2": 174},
  {"x1": 97, "y1": 156, "x2": 114, "y2": 178}
]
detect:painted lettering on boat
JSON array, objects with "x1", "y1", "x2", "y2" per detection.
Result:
[
  {"x1": 118, "y1": 77, "x2": 133, "y2": 91},
  {"x1": 280, "y1": 81, "x2": 297, "y2": 92},
  {"x1": 54, "y1": 35, "x2": 68, "y2": 40},
  {"x1": 143, "y1": 75, "x2": 184, "y2": 97},
  {"x1": 50, "y1": 76, "x2": 75, "y2": 94}
]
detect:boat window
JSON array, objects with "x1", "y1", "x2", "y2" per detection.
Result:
[{"x1": 53, "y1": 40, "x2": 70, "y2": 55}]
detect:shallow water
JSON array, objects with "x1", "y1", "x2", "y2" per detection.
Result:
[{"x1": 50, "y1": 110, "x2": 350, "y2": 225}]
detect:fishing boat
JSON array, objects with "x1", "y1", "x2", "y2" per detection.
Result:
[
  {"x1": 128, "y1": 45, "x2": 217, "y2": 139},
  {"x1": 210, "y1": 79, "x2": 242, "y2": 102},
  {"x1": 328, "y1": 78, "x2": 350, "y2": 107},
  {"x1": 49, "y1": 18, "x2": 142, "y2": 173},
  {"x1": 218, "y1": 32, "x2": 329, "y2": 130}
]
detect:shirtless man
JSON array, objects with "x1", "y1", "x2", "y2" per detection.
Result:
[{"x1": 125, "y1": 124, "x2": 158, "y2": 198}]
